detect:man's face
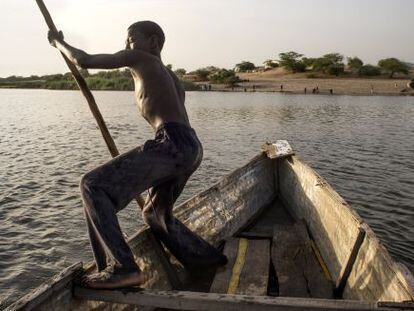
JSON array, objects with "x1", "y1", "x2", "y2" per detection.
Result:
[{"x1": 125, "y1": 30, "x2": 150, "y2": 51}]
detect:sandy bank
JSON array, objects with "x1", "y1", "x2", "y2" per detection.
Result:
[{"x1": 201, "y1": 69, "x2": 414, "y2": 96}]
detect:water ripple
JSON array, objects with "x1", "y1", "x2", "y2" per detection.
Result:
[{"x1": 0, "y1": 90, "x2": 413, "y2": 307}]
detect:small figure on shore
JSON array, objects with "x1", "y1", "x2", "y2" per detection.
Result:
[
  {"x1": 312, "y1": 88, "x2": 316, "y2": 94},
  {"x1": 280, "y1": 84, "x2": 283, "y2": 91},
  {"x1": 304, "y1": 87, "x2": 307, "y2": 94},
  {"x1": 370, "y1": 85, "x2": 374, "y2": 95},
  {"x1": 394, "y1": 82, "x2": 398, "y2": 89},
  {"x1": 330, "y1": 89, "x2": 333, "y2": 94},
  {"x1": 252, "y1": 84, "x2": 256, "y2": 91},
  {"x1": 315, "y1": 85, "x2": 319, "y2": 93},
  {"x1": 244, "y1": 88, "x2": 247, "y2": 92}
]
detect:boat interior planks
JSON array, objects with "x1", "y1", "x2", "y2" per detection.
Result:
[
  {"x1": 272, "y1": 222, "x2": 334, "y2": 298},
  {"x1": 5, "y1": 144, "x2": 414, "y2": 311},
  {"x1": 237, "y1": 197, "x2": 294, "y2": 239},
  {"x1": 210, "y1": 238, "x2": 270, "y2": 296}
]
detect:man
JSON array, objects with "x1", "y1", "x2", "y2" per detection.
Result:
[{"x1": 48, "y1": 21, "x2": 227, "y2": 289}]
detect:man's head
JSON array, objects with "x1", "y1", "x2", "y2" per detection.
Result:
[{"x1": 126, "y1": 21, "x2": 165, "y2": 55}]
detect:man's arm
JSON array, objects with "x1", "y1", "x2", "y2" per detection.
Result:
[{"x1": 48, "y1": 31, "x2": 148, "y2": 69}]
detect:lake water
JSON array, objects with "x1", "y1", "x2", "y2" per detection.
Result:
[{"x1": 0, "y1": 89, "x2": 413, "y2": 307}]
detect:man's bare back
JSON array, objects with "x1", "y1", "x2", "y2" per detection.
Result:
[{"x1": 48, "y1": 21, "x2": 226, "y2": 289}]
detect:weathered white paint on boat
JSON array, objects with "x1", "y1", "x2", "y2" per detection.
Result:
[
  {"x1": 5, "y1": 147, "x2": 414, "y2": 310},
  {"x1": 278, "y1": 155, "x2": 414, "y2": 302}
]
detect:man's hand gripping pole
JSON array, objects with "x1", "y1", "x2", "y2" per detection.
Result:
[{"x1": 35, "y1": 0, "x2": 146, "y2": 208}]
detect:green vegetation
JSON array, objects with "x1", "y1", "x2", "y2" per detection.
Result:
[
  {"x1": 274, "y1": 51, "x2": 411, "y2": 78},
  {"x1": 235, "y1": 61, "x2": 256, "y2": 72},
  {"x1": 347, "y1": 57, "x2": 364, "y2": 75},
  {"x1": 1, "y1": 53, "x2": 412, "y2": 91},
  {"x1": 0, "y1": 69, "x2": 199, "y2": 91},
  {"x1": 192, "y1": 68, "x2": 212, "y2": 81},
  {"x1": 174, "y1": 68, "x2": 187, "y2": 78},
  {"x1": 378, "y1": 58, "x2": 409, "y2": 78},
  {"x1": 263, "y1": 59, "x2": 279, "y2": 68},
  {"x1": 188, "y1": 66, "x2": 221, "y2": 82},
  {"x1": 308, "y1": 53, "x2": 345, "y2": 76},
  {"x1": 208, "y1": 69, "x2": 240, "y2": 86},
  {"x1": 359, "y1": 65, "x2": 381, "y2": 76},
  {"x1": 278, "y1": 51, "x2": 306, "y2": 73}
]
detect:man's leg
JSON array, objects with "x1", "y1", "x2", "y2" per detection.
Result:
[
  {"x1": 142, "y1": 176, "x2": 227, "y2": 270},
  {"x1": 79, "y1": 144, "x2": 183, "y2": 288}
]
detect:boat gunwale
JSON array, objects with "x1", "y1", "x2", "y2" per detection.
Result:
[
  {"x1": 4, "y1": 150, "x2": 414, "y2": 310},
  {"x1": 278, "y1": 155, "x2": 414, "y2": 302}
]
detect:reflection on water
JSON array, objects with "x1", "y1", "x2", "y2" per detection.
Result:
[{"x1": 0, "y1": 89, "x2": 413, "y2": 306}]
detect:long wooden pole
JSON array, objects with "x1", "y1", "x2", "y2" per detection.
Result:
[{"x1": 35, "y1": 0, "x2": 145, "y2": 208}]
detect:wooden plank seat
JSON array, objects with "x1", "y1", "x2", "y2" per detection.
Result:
[
  {"x1": 272, "y1": 222, "x2": 334, "y2": 298},
  {"x1": 210, "y1": 238, "x2": 271, "y2": 295}
]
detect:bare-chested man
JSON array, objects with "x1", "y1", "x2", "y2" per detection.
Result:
[{"x1": 48, "y1": 21, "x2": 227, "y2": 289}]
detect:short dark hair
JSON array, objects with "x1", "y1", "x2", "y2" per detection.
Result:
[{"x1": 128, "y1": 21, "x2": 165, "y2": 50}]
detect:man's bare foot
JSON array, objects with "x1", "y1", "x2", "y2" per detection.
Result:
[{"x1": 80, "y1": 270, "x2": 146, "y2": 289}]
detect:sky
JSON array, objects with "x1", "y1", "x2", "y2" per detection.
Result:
[{"x1": 1, "y1": 0, "x2": 413, "y2": 77}]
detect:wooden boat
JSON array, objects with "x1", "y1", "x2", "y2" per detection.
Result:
[{"x1": 5, "y1": 141, "x2": 414, "y2": 311}]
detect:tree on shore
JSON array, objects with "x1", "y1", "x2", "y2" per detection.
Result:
[
  {"x1": 313, "y1": 53, "x2": 344, "y2": 76},
  {"x1": 174, "y1": 68, "x2": 187, "y2": 77},
  {"x1": 193, "y1": 69, "x2": 210, "y2": 81},
  {"x1": 263, "y1": 59, "x2": 278, "y2": 69},
  {"x1": 209, "y1": 69, "x2": 240, "y2": 86},
  {"x1": 235, "y1": 61, "x2": 256, "y2": 72},
  {"x1": 302, "y1": 57, "x2": 317, "y2": 69},
  {"x1": 378, "y1": 58, "x2": 409, "y2": 78},
  {"x1": 347, "y1": 57, "x2": 363, "y2": 75},
  {"x1": 278, "y1": 51, "x2": 306, "y2": 73},
  {"x1": 191, "y1": 67, "x2": 220, "y2": 81},
  {"x1": 359, "y1": 65, "x2": 381, "y2": 77}
]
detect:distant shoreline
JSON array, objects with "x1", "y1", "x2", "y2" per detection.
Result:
[
  {"x1": 1, "y1": 72, "x2": 413, "y2": 96},
  {"x1": 1, "y1": 85, "x2": 413, "y2": 97},
  {"x1": 202, "y1": 71, "x2": 414, "y2": 96}
]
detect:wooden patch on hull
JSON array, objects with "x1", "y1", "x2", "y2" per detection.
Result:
[{"x1": 210, "y1": 238, "x2": 270, "y2": 296}]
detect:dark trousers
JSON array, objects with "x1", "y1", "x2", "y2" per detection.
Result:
[{"x1": 80, "y1": 123, "x2": 226, "y2": 273}]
